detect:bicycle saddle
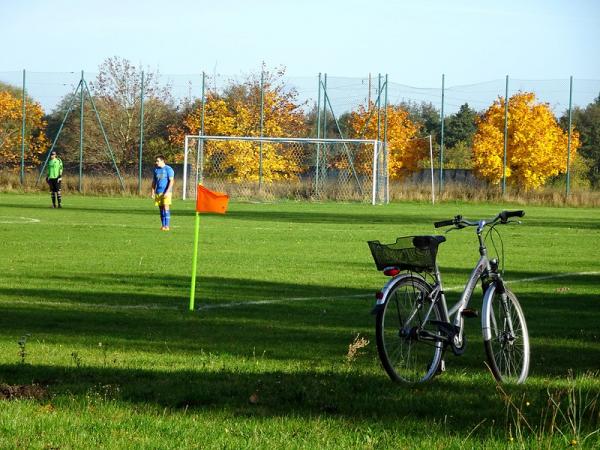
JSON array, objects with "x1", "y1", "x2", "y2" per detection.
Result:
[{"x1": 412, "y1": 235, "x2": 446, "y2": 250}]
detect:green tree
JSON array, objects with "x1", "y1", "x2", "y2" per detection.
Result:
[
  {"x1": 398, "y1": 101, "x2": 440, "y2": 138},
  {"x1": 301, "y1": 104, "x2": 347, "y2": 140},
  {"x1": 560, "y1": 94, "x2": 600, "y2": 186},
  {"x1": 444, "y1": 140, "x2": 473, "y2": 169},
  {"x1": 444, "y1": 103, "x2": 478, "y2": 148}
]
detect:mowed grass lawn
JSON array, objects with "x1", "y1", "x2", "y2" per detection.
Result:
[{"x1": 0, "y1": 193, "x2": 598, "y2": 449}]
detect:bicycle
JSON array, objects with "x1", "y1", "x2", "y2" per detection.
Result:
[{"x1": 367, "y1": 210, "x2": 530, "y2": 384}]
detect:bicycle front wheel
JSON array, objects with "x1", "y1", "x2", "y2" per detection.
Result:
[
  {"x1": 376, "y1": 277, "x2": 444, "y2": 384},
  {"x1": 483, "y1": 286, "x2": 530, "y2": 384}
]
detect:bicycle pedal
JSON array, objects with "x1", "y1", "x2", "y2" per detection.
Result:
[
  {"x1": 460, "y1": 308, "x2": 479, "y2": 318},
  {"x1": 437, "y1": 359, "x2": 446, "y2": 374},
  {"x1": 430, "y1": 320, "x2": 460, "y2": 336}
]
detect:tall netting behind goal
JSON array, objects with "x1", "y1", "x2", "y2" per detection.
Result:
[{"x1": 183, "y1": 136, "x2": 385, "y2": 204}]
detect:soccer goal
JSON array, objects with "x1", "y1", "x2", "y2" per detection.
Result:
[{"x1": 182, "y1": 135, "x2": 387, "y2": 204}]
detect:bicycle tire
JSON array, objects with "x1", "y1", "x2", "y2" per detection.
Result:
[
  {"x1": 482, "y1": 286, "x2": 530, "y2": 384},
  {"x1": 376, "y1": 276, "x2": 444, "y2": 384}
]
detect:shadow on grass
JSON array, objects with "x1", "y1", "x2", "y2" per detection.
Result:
[
  {"x1": 0, "y1": 272, "x2": 371, "y2": 307},
  {"x1": 10, "y1": 267, "x2": 598, "y2": 303},
  {"x1": 0, "y1": 362, "x2": 563, "y2": 435},
  {"x1": 0, "y1": 272, "x2": 598, "y2": 373}
]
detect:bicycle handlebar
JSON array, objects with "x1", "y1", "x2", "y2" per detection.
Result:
[
  {"x1": 433, "y1": 219, "x2": 455, "y2": 228},
  {"x1": 498, "y1": 210, "x2": 525, "y2": 222},
  {"x1": 434, "y1": 210, "x2": 525, "y2": 229}
]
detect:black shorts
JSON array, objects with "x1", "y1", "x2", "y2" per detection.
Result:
[{"x1": 48, "y1": 178, "x2": 61, "y2": 192}]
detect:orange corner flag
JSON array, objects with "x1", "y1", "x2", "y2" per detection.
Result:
[{"x1": 196, "y1": 184, "x2": 229, "y2": 214}]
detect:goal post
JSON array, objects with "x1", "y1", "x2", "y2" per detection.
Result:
[{"x1": 182, "y1": 135, "x2": 386, "y2": 204}]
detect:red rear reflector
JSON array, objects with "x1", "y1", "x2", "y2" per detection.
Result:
[
  {"x1": 383, "y1": 267, "x2": 401, "y2": 277},
  {"x1": 375, "y1": 291, "x2": 384, "y2": 299}
]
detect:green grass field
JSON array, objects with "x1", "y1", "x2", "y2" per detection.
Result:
[{"x1": 0, "y1": 193, "x2": 599, "y2": 448}]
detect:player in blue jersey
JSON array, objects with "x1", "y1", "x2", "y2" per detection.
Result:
[{"x1": 151, "y1": 155, "x2": 175, "y2": 231}]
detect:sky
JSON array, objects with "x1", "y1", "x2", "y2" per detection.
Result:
[
  {"x1": 1, "y1": 0, "x2": 599, "y2": 111},
  {"x1": 2, "y1": 0, "x2": 599, "y2": 81}
]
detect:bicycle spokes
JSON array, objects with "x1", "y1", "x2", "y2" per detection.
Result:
[
  {"x1": 485, "y1": 288, "x2": 529, "y2": 384},
  {"x1": 376, "y1": 278, "x2": 444, "y2": 383}
]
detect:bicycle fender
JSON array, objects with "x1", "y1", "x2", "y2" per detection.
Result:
[
  {"x1": 377, "y1": 273, "x2": 426, "y2": 308},
  {"x1": 481, "y1": 283, "x2": 497, "y2": 341}
]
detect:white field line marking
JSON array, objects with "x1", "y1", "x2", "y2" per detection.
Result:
[
  {"x1": 27, "y1": 216, "x2": 382, "y2": 233},
  {"x1": 431, "y1": 271, "x2": 600, "y2": 293},
  {"x1": 4, "y1": 299, "x2": 179, "y2": 311},
  {"x1": 197, "y1": 294, "x2": 367, "y2": 310},
  {"x1": 57, "y1": 223, "x2": 377, "y2": 233},
  {"x1": 35, "y1": 221, "x2": 178, "y2": 229},
  {"x1": 3, "y1": 295, "x2": 366, "y2": 312},
  {"x1": 198, "y1": 271, "x2": 600, "y2": 309},
  {"x1": 504, "y1": 271, "x2": 599, "y2": 284},
  {"x1": 0, "y1": 216, "x2": 40, "y2": 224},
  {"x1": 3, "y1": 271, "x2": 597, "y2": 312}
]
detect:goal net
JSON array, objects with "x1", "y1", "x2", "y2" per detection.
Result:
[{"x1": 182, "y1": 136, "x2": 386, "y2": 204}]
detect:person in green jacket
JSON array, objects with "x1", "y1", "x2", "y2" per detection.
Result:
[{"x1": 46, "y1": 151, "x2": 63, "y2": 208}]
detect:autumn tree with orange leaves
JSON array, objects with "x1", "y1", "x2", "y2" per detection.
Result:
[
  {"x1": 170, "y1": 67, "x2": 308, "y2": 182},
  {"x1": 0, "y1": 83, "x2": 49, "y2": 170},
  {"x1": 346, "y1": 103, "x2": 424, "y2": 179},
  {"x1": 473, "y1": 92, "x2": 579, "y2": 189}
]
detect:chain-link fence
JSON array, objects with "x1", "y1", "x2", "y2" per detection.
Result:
[{"x1": 1, "y1": 67, "x2": 599, "y2": 199}]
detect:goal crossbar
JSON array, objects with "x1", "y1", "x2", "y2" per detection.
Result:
[{"x1": 185, "y1": 135, "x2": 379, "y2": 145}]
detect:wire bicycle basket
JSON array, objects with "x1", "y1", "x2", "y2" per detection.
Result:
[{"x1": 367, "y1": 236, "x2": 445, "y2": 272}]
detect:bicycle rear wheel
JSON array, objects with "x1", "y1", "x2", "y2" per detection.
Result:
[
  {"x1": 483, "y1": 286, "x2": 530, "y2": 383},
  {"x1": 376, "y1": 277, "x2": 444, "y2": 384}
]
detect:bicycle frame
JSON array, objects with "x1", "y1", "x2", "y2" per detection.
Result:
[
  {"x1": 427, "y1": 220, "x2": 497, "y2": 345},
  {"x1": 433, "y1": 255, "x2": 490, "y2": 345}
]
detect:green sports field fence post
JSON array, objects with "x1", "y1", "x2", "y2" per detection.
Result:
[
  {"x1": 383, "y1": 74, "x2": 389, "y2": 204},
  {"x1": 439, "y1": 74, "x2": 445, "y2": 195},
  {"x1": 376, "y1": 74, "x2": 381, "y2": 200},
  {"x1": 83, "y1": 80, "x2": 126, "y2": 191},
  {"x1": 20, "y1": 69, "x2": 26, "y2": 186},
  {"x1": 315, "y1": 73, "x2": 322, "y2": 196},
  {"x1": 189, "y1": 212, "x2": 201, "y2": 311},
  {"x1": 37, "y1": 80, "x2": 82, "y2": 185},
  {"x1": 259, "y1": 65, "x2": 264, "y2": 191},
  {"x1": 79, "y1": 70, "x2": 84, "y2": 192},
  {"x1": 321, "y1": 74, "x2": 328, "y2": 184},
  {"x1": 138, "y1": 70, "x2": 145, "y2": 195},
  {"x1": 566, "y1": 75, "x2": 573, "y2": 196},
  {"x1": 502, "y1": 75, "x2": 509, "y2": 195}
]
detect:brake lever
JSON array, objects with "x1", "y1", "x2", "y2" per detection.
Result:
[{"x1": 444, "y1": 224, "x2": 465, "y2": 233}]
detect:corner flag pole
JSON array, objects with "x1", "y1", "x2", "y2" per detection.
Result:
[
  {"x1": 189, "y1": 184, "x2": 229, "y2": 311},
  {"x1": 189, "y1": 212, "x2": 201, "y2": 311}
]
